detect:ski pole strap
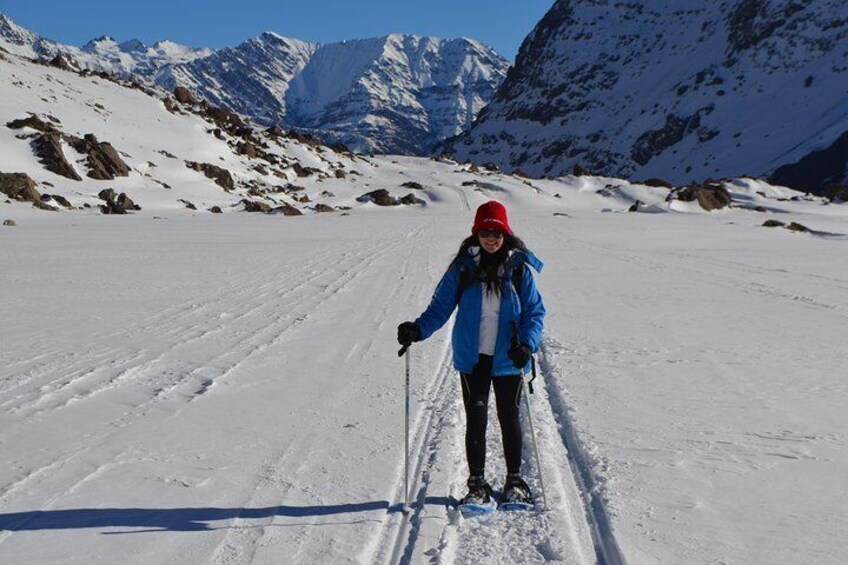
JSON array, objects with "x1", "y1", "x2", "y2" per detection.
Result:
[{"x1": 528, "y1": 356, "x2": 538, "y2": 395}]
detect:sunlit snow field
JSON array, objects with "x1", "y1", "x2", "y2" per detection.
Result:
[{"x1": 2, "y1": 191, "x2": 847, "y2": 564}]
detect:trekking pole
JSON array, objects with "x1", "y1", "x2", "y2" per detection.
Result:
[
  {"x1": 512, "y1": 323, "x2": 547, "y2": 511},
  {"x1": 398, "y1": 343, "x2": 411, "y2": 513}
]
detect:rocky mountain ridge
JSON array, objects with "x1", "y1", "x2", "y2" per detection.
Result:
[
  {"x1": 0, "y1": 13, "x2": 509, "y2": 156},
  {"x1": 442, "y1": 0, "x2": 848, "y2": 195}
]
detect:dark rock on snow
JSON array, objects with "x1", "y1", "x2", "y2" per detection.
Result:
[
  {"x1": 32, "y1": 133, "x2": 82, "y2": 181},
  {"x1": 185, "y1": 161, "x2": 235, "y2": 191},
  {"x1": 0, "y1": 172, "x2": 41, "y2": 202},
  {"x1": 671, "y1": 183, "x2": 732, "y2": 211},
  {"x1": 99, "y1": 191, "x2": 140, "y2": 214},
  {"x1": 271, "y1": 204, "x2": 303, "y2": 216},
  {"x1": 68, "y1": 134, "x2": 131, "y2": 180},
  {"x1": 357, "y1": 189, "x2": 398, "y2": 206},
  {"x1": 6, "y1": 115, "x2": 60, "y2": 134},
  {"x1": 173, "y1": 86, "x2": 196, "y2": 105}
]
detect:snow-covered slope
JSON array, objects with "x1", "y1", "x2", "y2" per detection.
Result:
[
  {"x1": 444, "y1": 0, "x2": 848, "y2": 195},
  {"x1": 0, "y1": 50, "x2": 367, "y2": 216},
  {"x1": 0, "y1": 13, "x2": 509, "y2": 156}
]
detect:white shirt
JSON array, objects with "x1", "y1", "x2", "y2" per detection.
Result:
[{"x1": 478, "y1": 283, "x2": 501, "y2": 356}]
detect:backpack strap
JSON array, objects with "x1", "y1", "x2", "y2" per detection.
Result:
[
  {"x1": 456, "y1": 263, "x2": 478, "y2": 303},
  {"x1": 509, "y1": 262, "x2": 525, "y2": 294}
]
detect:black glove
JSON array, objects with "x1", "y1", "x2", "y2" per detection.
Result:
[
  {"x1": 508, "y1": 343, "x2": 532, "y2": 369},
  {"x1": 397, "y1": 322, "x2": 422, "y2": 346}
]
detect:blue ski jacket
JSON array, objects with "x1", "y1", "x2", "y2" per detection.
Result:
[{"x1": 415, "y1": 247, "x2": 545, "y2": 376}]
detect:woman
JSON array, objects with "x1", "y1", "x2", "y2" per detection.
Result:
[{"x1": 397, "y1": 200, "x2": 545, "y2": 507}]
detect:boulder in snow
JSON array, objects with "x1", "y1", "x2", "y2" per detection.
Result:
[
  {"x1": 241, "y1": 199, "x2": 272, "y2": 213},
  {"x1": 173, "y1": 86, "x2": 195, "y2": 105},
  {"x1": 48, "y1": 53, "x2": 79, "y2": 71},
  {"x1": 270, "y1": 204, "x2": 302, "y2": 216},
  {"x1": 671, "y1": 182, "x2": 732, "y2": 211},
  {"x1": 357, "y1": 189, "x2": 399, "y2": 206},
  {"x1": 98, "y1": 190, "x2": 140, "y2": 214},
  {"x1": 0, "y1": 172, "x2": 41, "y2": 203},
  {"x1": 400, "y1": 193, "x2": 424, "y2": 205}
]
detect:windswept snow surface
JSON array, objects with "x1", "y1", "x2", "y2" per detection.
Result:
[{"x1": 2, "y1": 165, "x2": 848, "y2": 562}]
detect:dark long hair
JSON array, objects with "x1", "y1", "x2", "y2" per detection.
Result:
[{"x1": 450, "y1": 233, "x2": 530, "y2": 296}]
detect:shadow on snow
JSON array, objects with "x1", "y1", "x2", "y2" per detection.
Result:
[{"x1": 0, "y1": 497, "x2": 452, "y2": 533}]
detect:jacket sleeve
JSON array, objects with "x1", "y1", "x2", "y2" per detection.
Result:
[
  {"x1": 414, "y1": 263, "x2": 460, "y2": 340},
  {"x1": 516, "y1": 267, "x2": 545, "y2": 352}
]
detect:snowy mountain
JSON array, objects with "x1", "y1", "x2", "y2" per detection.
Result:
[
  {"x1": 0, "y1": 14, "x2": 212, "y2": 76},
  {"x1": 442, "y1": 0, "x2": 848, "y2": 195},
  {"x1": 154, "y1": 33, "x2": 509, "y2": 155},
  {"x1": 0, "y1": 13, "x2": 509, "y2": 156}
]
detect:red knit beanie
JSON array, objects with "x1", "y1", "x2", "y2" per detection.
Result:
[{"x1": 472, "y1": 200, "x2": 512, "y2": 236}]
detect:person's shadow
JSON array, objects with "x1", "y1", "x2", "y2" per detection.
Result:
[{"x1": 0, "y1": 498, "x2": 452, "y2": 534}]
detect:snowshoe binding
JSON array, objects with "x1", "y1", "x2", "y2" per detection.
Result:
[
  {"x1": 457, "y1": 475, "x2": 496, "y2": 518},
  {"x1": 500, "y1": 474, "x2": 534, "y2": 511}
]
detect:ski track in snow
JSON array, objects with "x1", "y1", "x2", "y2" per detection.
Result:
[
  {"x1": 0, "y1": 217, "x2": 604, "y2": 563},
  {"x1": 205, "y1": 229, "x2": 426, "y2": 564},
  {"x1": 0, "y1": 226, "x2": 421, "y2": 551},
  {"x1": 364, "y1": 338, "x2": 597, "y2": 562}
]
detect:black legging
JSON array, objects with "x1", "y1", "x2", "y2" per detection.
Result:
[{"x1": 460, "y1": 355, "x2": 523, "y2": 477}]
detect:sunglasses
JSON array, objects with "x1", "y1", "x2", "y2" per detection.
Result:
[{"x1": 478, "y1": 230, "x2": 504, "y2": 239}]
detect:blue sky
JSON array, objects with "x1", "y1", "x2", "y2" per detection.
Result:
[{"x1": 0, "y1": 0, "x2": 554, "y2": 61}]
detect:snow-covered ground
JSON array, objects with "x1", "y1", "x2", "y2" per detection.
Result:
[
  {"x1": 2, "y1": 48, "x2": 848, "y2": 565},
  {"x1": 2, "y1": 185, "x2": 847, "y2": 564}
]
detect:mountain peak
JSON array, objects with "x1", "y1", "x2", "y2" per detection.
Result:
[
  {"x1": 0, "y1": 12, "x2": 39, "y2": 44},
  {"x1": 119, "y1": 39, "x2": 146, "y2": 53}
]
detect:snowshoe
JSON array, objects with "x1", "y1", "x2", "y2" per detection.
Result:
[
  {"x1": 500, "y1": 474, "x2": 534, "y2": 511},
  {"x1": 457, "y1": 475, "x2": 496, "y2": 518}
]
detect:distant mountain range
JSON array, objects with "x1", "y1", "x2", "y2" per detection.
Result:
[
  {"x1": 0, "y1": 13, "x2": 509, "y2": 155},
  {"x1": 4, "y1": 4, "x2": 847, "y2": 196},
  {"x1": 442, "y1": 0, "x2": 848, "y2": 195}
]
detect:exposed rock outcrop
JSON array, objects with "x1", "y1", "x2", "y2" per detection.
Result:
[
  {"x1": 270, "y1": 204, "x2": 302, "y2": 216},
  {"x1": 185, "y1": 161, "x2": 235, "y2": 191},
  {"x1": 241, "y1": 199, "x2": 272, "y2": 213},
  {"x1": 68, "y1": 134, "x2": 131, "y2": 180},
  {"x1": 670, "y1": 182, "x2": 732, "y2": 211},
  {"x1": 98, "y1": 190, "x2": 140, "y2": 214},
  {"x1": 0, "y1": 172, "x2": 41, "y2": 202},
  {"x1": 173, "y1": 86, "x2": 195, "y2": 105},
  {"x1": 6, "y1": 115, "x2": 60, "y2": 134},
  {"x1": 399, "y1": 193, "x2": 425, "y2": 205},
  {"x1": 48, "y1": 53, "x2": 78, "y2": 71},
  {"x1": 357, "y1": 189, "x2": 399, "y2": 206},
  {"x1": 32, "y1": 133, "x2": 82, "y2": 181}
]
